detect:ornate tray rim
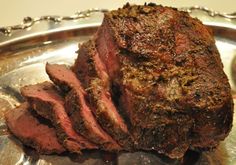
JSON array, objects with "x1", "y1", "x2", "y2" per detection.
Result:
[{"x1": 0, "y1": 6, "x2": 236, "y2": 48}]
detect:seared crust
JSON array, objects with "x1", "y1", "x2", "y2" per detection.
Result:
[{"x1": 95, "y1": 3, "x2": 234, "y2": 158}]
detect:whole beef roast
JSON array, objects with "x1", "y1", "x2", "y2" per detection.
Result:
[
  {"x1": 46, "y1": 64, "x2": 121, "y2": 151},
  {"x1": 4, "y1": 3, "x2": 234, "y2": 159},
  {"x1": 5, "y1": 103, "x2": 65, "y2": 154},
  {"x1": 21, "y1": 82, "x2": 97, "y2": 153},
  {"x1": 73, "y1": 41, "x2": 133, "y2": 149},
  {"x1": 95, "y1": 3, "x2": 233, "y2": 158}
]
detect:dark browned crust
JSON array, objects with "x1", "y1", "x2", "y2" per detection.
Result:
[{"x1": 95, "y1": 3, "x2": 234, "y2": 158}]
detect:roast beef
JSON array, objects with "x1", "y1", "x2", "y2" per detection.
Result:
[
  {"x1": 5, "y1": 103, "x2": 65, "y2": 154},
  {"x1": 73, "y1": 41, "x2": 133, "y2": 149},
  {"x1": 95, "y1": 3, "x2": 233, "y2": 158},
  {"x1": 45, "y1": 64, "x2": 121, "y2": 151},
  {"x1": 20, "y1": 82, "x2": 97, "y2": 153},
  {"x1": 4, "y1": 3, "x2": 234, "y2": 159}
]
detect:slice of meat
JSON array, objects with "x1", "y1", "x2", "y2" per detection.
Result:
[
  {"x1": 65, "y1": 89, "x2": 121, "y2": 151},
  {"x1": 45, "y1": 64, "x2": 121, "y2": 151},
  {"x1": 72, "y1": 40, "x2": 110, "y2": 89},
  {"x1": 46, "y1": 63, "x2": 84, "y2": 94},
  {"x1": 72, "y1": 41, "x2": 133, "y2": 149},
  {"x1": 87, "y1": 79, "x2": 133, "y2": 149},
  {"x1": 21, "y1": 82, "x2": 97, "y2": 153},
  {"x1": 94, "y1": 3, "x2": 234, "y2": 158},
  {"x1": 5, "y1": 103, "x2": 65, "y2": 154}
]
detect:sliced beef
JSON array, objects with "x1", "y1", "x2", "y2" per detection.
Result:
[
  {"x1": 45, "y1": 64, "x2": 121, "y2": 151},
  {"x1": 46, "y1": 63, "x2": 84, "y2": 94},
  {"x1": 72, "y1": 40, "x2": 109, "y2": 89},
  {"x1": 87, "y1": 79, "x2": 133, "y2": 149},
  {"x1": 72, "y1": 41, "x2": 133, "y2": 149},
  {"x1": 20, "y1": 82, "x2": 97, "y2": 153},
  {"x1": 5, "y1": 103, "x2": 65, "y2": 154},
  {"x1": 65, "y1": 89, "x2": 121, "y2": 151},
  {"x1": 94, "y1": 3, "x2": 233, "y2": 158}
]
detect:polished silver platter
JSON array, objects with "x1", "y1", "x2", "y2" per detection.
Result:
[{"x1": 0, "y1": 6, "x2": 236, "y2": 165}]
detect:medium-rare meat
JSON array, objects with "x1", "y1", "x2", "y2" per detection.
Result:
[
  {"x1": 73, "y1": 40, "x2": 109, "y2": 89},
  {"x1": 45, "y1": 64, "x2": 121, "y2": 151},
  {"x1": 20, "y1": 82, "x2": 97, "y2": 153},
  {"x1": 87, "y1": 78, "x2": 133, "y2": 149},
  {"x1": 5, "y1": 103, "x2": 65, "y2": 154},
  {"x1": 95, "y1": 3, "x2": 233, "y2": 158},
  {"x1": 65, "y1": 89, "x2": 121, "y2": 151},
  {"x1": 72, "y1": 41, "x2": 133, "y2": 149}
]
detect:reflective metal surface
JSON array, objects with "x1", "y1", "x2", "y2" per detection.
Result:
[{"x1": 0, "y1": 8, "x2": 236, "y2": 165}]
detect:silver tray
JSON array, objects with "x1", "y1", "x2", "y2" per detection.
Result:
[{"x1": 0, "y1": 7, "x2": 236, "y2": 165}]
